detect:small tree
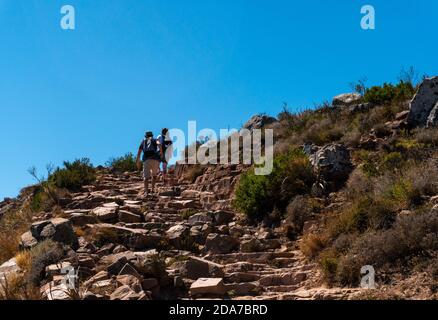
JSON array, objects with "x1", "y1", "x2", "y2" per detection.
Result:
[
  {"x1": 28, "y1": 164, "x2": 59, "y2": 204},
  {"x1": 349, "y1": 77, "x2": 368, "y2": 96}
]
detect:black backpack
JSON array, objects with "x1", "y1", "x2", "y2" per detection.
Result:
[{"x1": 142, "y1": 138, "x2": 158, "y2": 160}]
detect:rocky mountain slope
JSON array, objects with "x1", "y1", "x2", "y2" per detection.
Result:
[{"x1": 2, "y1": 76, "x2": 438, "y2": 300}]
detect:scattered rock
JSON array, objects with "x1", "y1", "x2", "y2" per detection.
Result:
[
  {"x1": 240, "y1": 238, "x2": 262, "y2": 253},
  {"x1": 0, "y1": 258, "x2": 21, "y2": 284},
  {"x1": 226, "y1": 282, "x2": 261, "y2": 295},
  {"x1": 166, "y1": 224, "x2": 191, "y2": 249},
  {"x1": 110, "y1": 285, "x2": 147, "y2": 300},
  {"x1": 190, "y1": 278, "x2": 226, "y2": 296},
  {"x1": 205, "y1": 233, "x2": 239, "y2": 254},
  {"x1": 187, "y1": 212, "x2": 213, "y2": 225},
  {"x1": 87, "y1": 224, "x2": 161, "y2": 250},
  {"x1": 20, "y1": 231, "x2": 38, "y2": 249},
  {"x1": 83, "y1": 270, "x2": 109, "y2": 287},
  {"x1": 113, "y1": 245, "x2": 128, "y2": 254},
  {"x1": 30, "y1": 218, "x2": 79, "y2": 249},
  {"x1": 69, "y1": 213, "x2": 98, "y2": 226},
  {"x1": 106, "y1": 256, "x2": 129, "y2": 275},
  {"x1": 118, "y1": 210, "x2": 142, "y2": 223},
  {"x1": 180, "y1": 257, "x2": 224, "y2": 280},
  {"x1": 43, "y1": 283, "x2": 71, "y2": 300},
  {"x1": 118, "y1": 263, "x2": 142, "y2": 279},
  {"x1": 168, "y1": 200, "x2": 200, "y2": 210},
  {"x1": 91, "y1": 206, "x2": 118, "y2": 222},
  {"x1": 348, "y1": 102, "x2": 373, "y2": 113},
  {"x1": 45, "y1": 261, "x2": 72, "y2": 277},
  {"x1": 212, "y1": 211, "x2": 235, "y2": 225}
]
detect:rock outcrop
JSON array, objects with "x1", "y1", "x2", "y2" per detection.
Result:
[
  {"x1": 27, "y1": 218, "x2": 79, "y2": 249},
  {"x1": 332, "y1": 93, "x2": 362, "y2": 107},
  {"x1": 407, "y1": 76, "x2": 438, "y2": 127},
  {"x1": 304, "y1": 143, "x2": 353, "y2": 194},
  {"x1": 242, "y1": 114, "x2": 278, "y2": 131}
]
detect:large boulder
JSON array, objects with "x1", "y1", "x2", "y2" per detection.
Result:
[
  {"x1": 30, "y1": 218, "x2": 79, "y2": 249},
  {"x1": 205, "y1": 234, "x2": 239, "y2": 254},
  {"x1": 166, "y1": 224, "x2": 192, "y2": 249},
  {"x1": 91, "y1": 205, "x2": 119, "y2": 222},
  {"x1": 69, "y1": 213, "x2": 98, "y2": 227},
  {"x1": 86, "y1": 224, "x2": 162, "y2": 250},
  {"x1": 179, "y1": 257, "x2": 224, "y2": 280},
  {"x1": 332, "y1": 93, "x2": 362, "y2": 107},
  {"x1": 304, "y1": 143, "x2": 353, "y2": 193},
  {"x1": 407, "y1": 76, "x2": 438, "y2": 127},
  {"x1": 243, "y1": 114, "x2": 278, "y2": 131},
  {"x1": 212, "y1": 210, "x2": 234, "y2": 225}
]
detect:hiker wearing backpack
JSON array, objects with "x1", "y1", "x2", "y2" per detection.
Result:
[
  {"x1": 136, "y1": 131, "x2": 162, "y2": 196},
  {"x1": 157, "y1": 128, "x2": 173, "y2": 184}
]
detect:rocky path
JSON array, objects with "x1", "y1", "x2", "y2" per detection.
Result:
[{"x1": 6, "y1": 170, "x2": 362, "y2": 300}]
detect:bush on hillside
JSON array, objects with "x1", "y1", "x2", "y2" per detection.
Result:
[
  {"x1": 233, "y1": 149, "x2": 315, "y2": 221},
  {"x1": 335, "y1": 209, "x2": 438, "y2": 286},
  {"x1": 284, "y1": 195, "x2": 314, "y2": 239},
  {"x1": 233, "y1": 172, "x2": 269, "y2": 221},
  {"x1": 106, "y1": 153, "x2": 137, "y2": 173},
  {"x1": 0, "y1": 202, "x2": 34, "y2": 264},
  {"x1": 49, "y1": 158, "x2": 96, "y2": 191},
  {"x1": 305, "y1": 158, "x2": 438, "y2": 286},
  {"x1": 363, "y1": 81, "x2": 415, "y2": 106}
]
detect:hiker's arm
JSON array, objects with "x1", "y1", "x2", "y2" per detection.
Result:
[
  {"x1": 136, "y1": 147, "x2": 142, "y2": 169},
  {"x1": 157, "y1": 140, "x2": 164, "y2": 157}
]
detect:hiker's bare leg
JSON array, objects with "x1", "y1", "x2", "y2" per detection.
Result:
[
  {"x1": 151, "y1": 175, "x2": 155, "y2": 193},
  {"x1": 163, "y1": 162, "x2": 168, "y2": 185},
  {"x1": 144, "y1": 179, "x2": 149, "y2": 196}
]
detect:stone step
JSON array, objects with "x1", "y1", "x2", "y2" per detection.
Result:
[
  {"x1": 224, "y1": 272, "x2": 261, "y2": 283},
  {"x1": 207, "y1": 252, "x2": 296, "y2": 264},
  {"x1": 271, "y1": 257, "x2": 299, "y2": 268},
  {"x1": 263, "y1": 284, "x2": 302, "y2": 293},
  {"x1": 259, "y1": 271, "x2": 309, "y2": 287}
]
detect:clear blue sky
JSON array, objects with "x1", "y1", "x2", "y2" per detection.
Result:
[{"x1": 0, "y1": 0, "x2": 437, "y2": 199}]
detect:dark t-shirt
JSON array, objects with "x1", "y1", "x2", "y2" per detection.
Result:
[{"x1": 139, "y1": 138, "x2": 160, "y2": 161}]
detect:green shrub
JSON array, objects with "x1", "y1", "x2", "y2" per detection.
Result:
[
  {"x1": 233, "y1": 172, "x2": 269, "y2": 221},
  {"x1": 233, "y1": 149, "x2": 315, "y2": 221},
  {"x1": 29, "y1": 187, "x2": 54, "y2": 212},
  {"x1": 363, "y1": 81, "x2": 415, "y2": 106},
  {"x1": 329, "y1": 197, "x2": 395, "y2": 237},
  {"x1": 381, "y1": 152, "x2": 404, "y2": 171},
  {"x1": 106, "y1": 153, "x2": 137, "y2": 172},
  {"x1": 49, "y1": 158, "x2": 96, "y2": 191}
]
